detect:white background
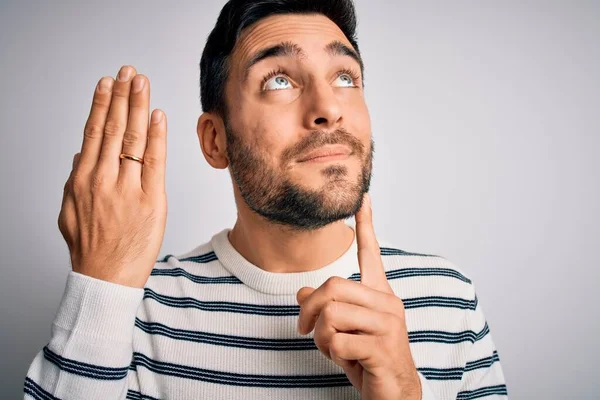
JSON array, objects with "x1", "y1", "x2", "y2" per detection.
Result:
[{"x1": 1, "y1": 1, "x2": 598, "y2": 398}]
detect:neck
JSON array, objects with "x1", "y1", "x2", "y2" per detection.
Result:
[{"x1": 228, "y1": 198, "x2": 355, "y2": 274}]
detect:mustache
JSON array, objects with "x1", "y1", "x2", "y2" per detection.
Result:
[{"x1": 281, "y1": 127, "x2": 366, "y2": 163}]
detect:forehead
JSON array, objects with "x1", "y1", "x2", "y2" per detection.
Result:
[{"x1": 230, "y1": 13, "x2": 353, "y2": 69}]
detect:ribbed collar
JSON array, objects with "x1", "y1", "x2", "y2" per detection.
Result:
[{"x1": 210, "y1": 222, "x2": 360, "y2": 295}]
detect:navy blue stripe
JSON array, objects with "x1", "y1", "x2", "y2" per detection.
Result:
[
  {"x1": 386, "y1": 268, "x2": 472, "y2": 284},
  {"x1": 403, "y1": 296, "x2": 477, "y2": 310},
  {"x1": 131, "y1": 352, "x2": 351, "y2": 388},
  {"x1": 418, "y1": 367, "x2": 464, "y2": 381},
  {"x1": 150, "y1": 267, "x2": 242, "y2": 284},
  {"x1": 417, "y1": 350, "x2": 500, "y2": 381},
  {"x1": 476, "y1": 323, "x2": 490, "y2": 341},
  {"x1": 158, "y1": 251, "x2": 218, "y2": 264},
  {"x1": 135, "y1": 318, "x2": 315, "y2": 350},
  {"x1": 409, "y1": 322, "x2": 489, "y2": 344},
  {"x1": 380, "y1": 247, "x2": 440, "y2": 257},
  {"x1": 180, "y1": 253, "x2": 219, "y2": 263},
  {"x1": 24, "y1": 377, "x2": 60, "y2": 400},
  {"x1": 348, "y1": 267, "x2": 472, "y2": 284},
  {"x1": 42, "y1": 345, "x2": 129, "y2": 380},
  {"x1": 143, "y1": 288, "x2": 301, "y2": 316},
  {"x1": 457, "y1": 384, "x2": 508, "y2": 399},
  {"x1": 125, "y1": 390, "x2": 162, "y2": 400},
  {"x1": 465, "y1": 351, "x2": 500, "y2": 372}
]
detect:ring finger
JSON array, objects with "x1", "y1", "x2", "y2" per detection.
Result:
[
  {"x1": 118, "y1": 73, "x2": 150, "y2": 187},
  {"x1": 96, "y1": 65, "x2": 137, "y2": 183}
]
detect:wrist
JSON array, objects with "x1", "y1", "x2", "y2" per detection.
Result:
[{"x1": 398, "y1": 369, "x2": 422, "y2": 400}]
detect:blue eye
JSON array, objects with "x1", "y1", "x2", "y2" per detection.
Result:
[
  {"x1": 264, "y1": 75, "x2": 292, "y2": 91},
  {"x1": 334, "y1": 73, "x2": 355, "y2": 87}
]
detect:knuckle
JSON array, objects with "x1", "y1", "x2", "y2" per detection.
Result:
[
  {"x1": 323, "y1": 301, "x2": 338, "y2": 319},
  {"x1": 71, "y1": 173, "x2": 86, "y2": 192},
  {"x1": 57, "y1": 208, "x2": 69, "y2": 229},
  {"x1": 63, "y1": 178, "x2": 71, "y2": 193},
  {"x1": 122, "y1": 129, "x2": 143, "y2": 147},
  {"x1": 324, "y1": 276, "x2": 343, "y2": 292},
  {"x1": 91, "y1": 173, "x2": 107, "y2": 192},
  {"x1": 376, "y1": 333, "x2": 388, "y2": 350},
  {"x1": 83, "y1": 122, "x2": 104, "y2": 140},
  {"x1": 112, "y1": 86, "x2": 130, "y2": 99},
  {"x1": 142, "y1": 153, "x2": 161, "y2": 168},
  {"x1": 389, "y1": 314, "x2": 404, "y2": 332},
  {"x1": 103, "y1": 120, "x2": 123, "y2": 137},
  {"x1": 91, "y1": 96, "x2": 109, "y2": 110}
]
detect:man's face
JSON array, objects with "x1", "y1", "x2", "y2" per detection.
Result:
[{"x1": 224, "y1": 13, "x2": 373, "y2": 231}]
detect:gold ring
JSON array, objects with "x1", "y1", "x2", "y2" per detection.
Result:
[{"x1": 119, "y1": 153, "x2": 144, "y2": 164}]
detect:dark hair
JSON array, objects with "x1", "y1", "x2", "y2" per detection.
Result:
[{"x1": 199, "y1": 0, "x2": 361, "y2": 119}]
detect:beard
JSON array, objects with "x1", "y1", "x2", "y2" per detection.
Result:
[{"x1": 224, "y1": 120, "x2": 374, "y2": 232}]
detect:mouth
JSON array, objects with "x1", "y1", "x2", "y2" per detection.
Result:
[{"x1": 297, "y1": 145, "x2": 353, "y2": 163}]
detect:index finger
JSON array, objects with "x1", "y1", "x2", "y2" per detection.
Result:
[{"x1": 355, "y1": 193, "x2": 392, "y2": 293}]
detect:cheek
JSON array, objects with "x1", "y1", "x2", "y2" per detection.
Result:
[
  {"x1": 240, "y1": 109, "x2": 294, "y2": 163},
  {"x1": 344, "y1": 97, "x2": 372, "y2": 145},
  {"x1": 260, "y1": 104, "x2": 299, "y2": 140}
]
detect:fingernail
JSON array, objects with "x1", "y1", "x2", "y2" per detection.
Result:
[
  {"x1": 152, "y1": 110, "x2": 163, "y2": 123},
  {"x1": 132, "y1": 76, "x2": 145, "y2": 92},
  {"x1": 97, "y1": 77, "x2": 113, "y2": 93},
  {"x1": 118, "y1": 66, "x2": 133, "y2": 81}
]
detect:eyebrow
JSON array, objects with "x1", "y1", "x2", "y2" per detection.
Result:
[{"x1": 242, "y1": 40, "x2": 364, "y2": 83}]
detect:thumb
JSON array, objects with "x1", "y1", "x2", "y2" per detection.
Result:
[{"x1": 296, "y1": 287, "x2": 315, "y2": 306}]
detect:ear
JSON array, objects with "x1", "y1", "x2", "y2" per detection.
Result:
[{"x1": 197, "y1": 112, "x2": 228, "y2": 169}]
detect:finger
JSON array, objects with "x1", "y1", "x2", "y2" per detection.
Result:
[
  {"x1": 355, "y1": 193, "x2": 392, "y2": 293},
  {"x1": 59, "y1": 153, "x2": 81, "y2": 240},
  {"x1": 329, "y1": 332, "x2": 374, "y2": 364},
  {"x1": 72, "y1": 152, "x2": 81, "y2": 169},
  {"x1": 313, "y1": 302, "x2": 390, "y2": 359},
  {"x1": 297, "y1": 277, "x2": 402, "y2": 335},
  {"x1": 141, "y1": 109, "x2": 167, "y2": 195},
  {"x1": 63, "y1": 153, "x2": 81, "y2": 194},
  {"x1": 79, "y1": 76, "x2": 114, "y2": 175},
  {"x1": 96, "y1": 65, "x2": 137, "y2": 182},
  {"x1": 118, "y1": 74, "x2": 150, "y2": 188},
  {"x1": 296, "y1": 286, "x2": 315, "y2": 306}
]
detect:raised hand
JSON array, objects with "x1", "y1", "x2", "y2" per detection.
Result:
[
  {"x1": 58, "y1": 65, "x2": 168, "y2": 289},
  {"x1": 296, "y1": 194, "x2": 422, "y2": 400}
]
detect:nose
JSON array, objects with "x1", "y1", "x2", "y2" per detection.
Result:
[{"x1": 303, "y1": 79, "x2": 343, "y2": 131}]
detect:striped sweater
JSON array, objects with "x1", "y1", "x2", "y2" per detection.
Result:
[{"x1": 24, "y1": 224, "x2": 508, "y2": 399}]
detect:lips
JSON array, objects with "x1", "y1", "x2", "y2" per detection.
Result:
[{"x1": 297, "y1": 144, "x2": 353, "y2": 162}]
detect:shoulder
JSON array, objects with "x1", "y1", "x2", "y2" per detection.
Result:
[
  {"x1": 149, "y1": 238, "x2": 225, "y2": 284},
  {"x1": 376, "y1": 240, "x2": 476, "y2": 301}
]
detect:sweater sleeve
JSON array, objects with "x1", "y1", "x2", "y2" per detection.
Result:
[
  {"x1": 454, "y1": 285, "x2": 509, "y2": 399},
  {"x1": 23, "y1": 270, "x2": 145, "y2": 400}
]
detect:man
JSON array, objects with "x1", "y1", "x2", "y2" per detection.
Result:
[{"x1": 24, "y1": 0, "x2": 508, "y2": 399}]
